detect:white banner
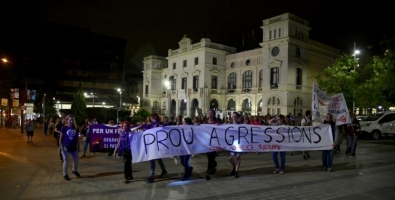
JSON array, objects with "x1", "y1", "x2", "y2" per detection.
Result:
[
  {"x1": 131, "y1": 124, "x2": 334, "y2": 163},
  {"x1": 312, "y1": 83, "x2": 350, "y2": 126}
]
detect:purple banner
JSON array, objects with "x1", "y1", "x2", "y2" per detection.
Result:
[{"x1": 89, "y1": 124, "x2": 121, "y2": 152}]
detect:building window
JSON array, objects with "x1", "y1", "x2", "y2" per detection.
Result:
[
  {"x1": 170, "y1": 76, "x2": 176, "y2": 91},
  {"x1": 294, "y1": 97, "x2": 303, "y2": 116},
  {"x1": 242, "y1": 98, "x2": 252, "y2": 112},
  {"x1": 153, "y1": 101, "x2": 159, "y2": 111},
  {"x1": 230, "y1": 62, "x2": 235, "y2": 68},
  {"x1": 211, "y1": 76, "x2": 218, "y2": 89},
  {"x1": 259, "y1": 69, "x2": 263, "y2": 89},
  {"x1": 269, "y1": 30, "x2": 272, "y2": 40},
  {"x1": 267, "y1": 96, "x2": 281, "y2": 116},
  {"x1": 227, "y1": 99, "x2": 236, "y2": 110},
  {"x1": 183, "y1": 60, "x2": 187, "y2": 67},
  {"x1": 213, "y1": 57, "x2": 217, "y2": 65},
  {"x1": 194, "y1": 57, "x2": 198, "y2": 65},
  {"x1": 245, "y1": 59, "x2": 250, "y2": 66},
  {"x1": 274, "y1": 29, "x2": 277, "y2": 39},
  {"x1": 228, "y1": 72, "x2": 237, "y2": 89},
  {"x1": 173, "y1": 62, "x2": 176, "y2": 69},
  {"x1": 181, "y1": 77, "x2": 187, "y2": 89},
  {"x1": 278, "y1": 28, "x2": 281, "y2": 37},
  {"x1": 242, "y1": 70, "x2": 252, "y2": 89},
  {"x1": 145, "y1": 85, "x2": 148, "y2": 95},
  {"x1": 296, "y1": 68, "x2": 302, "y2": 89},
  {"x1": 193, "y1": 76, "x2": 199, "y2": 91},
  {"x1": 270, "y1": 67, "x2": 279, "y2": 88}
]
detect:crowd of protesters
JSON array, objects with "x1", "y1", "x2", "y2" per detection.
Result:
[{"x1": 52, "y1": 110, "x2": 359, "y2": 183}]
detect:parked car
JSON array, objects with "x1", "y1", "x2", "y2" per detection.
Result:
[
  {"x1": 385, "y1": 122, "x2": 395, "y2": 141},
  {"x1": 359, "y1": 112, "x2": 395, "y2": 139},
  {"x1": 356, "y1": 116, "x2": 368, "y2": 121}
]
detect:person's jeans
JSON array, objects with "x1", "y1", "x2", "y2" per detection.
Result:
[
  {"x1": 83, "y1": 141, "x2": 89, "y2": 155},
  {"x1": 322, "y1": 149, "x2": 334, "y2": 168},
  {"x1": 180, "y1": 155, "x2": 191, "y2": 177},
  {"x1": 149, "y1": 159, "x2": 166, "y2": 177},
  {"x1": 346, "y1": 135, "x2": 357, "y2": 155},
  {"x1": 272, "y1": 151, "x2": 286, "y2": 170},
  {"x1": 61, "y1": 147, "x2": 79, "y2": 176},
  {"x1": 206, "y1": 151, "x2": 217, "y2": 174}
]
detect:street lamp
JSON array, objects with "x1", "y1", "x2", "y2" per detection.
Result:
[
  {"x1": 2, "y1": 58, "x2": 27, "y2": 134},
  {"x1": 43, "y1": 93, "x2": 46, "y2": 143},
  {"x1": 352, "y1": 42, "x2": 360, "y2": 115},
  {"x1": 117, "y1": 88, "x2": 122, "y2": 123},
  {"x1": 164, "y1": 80, "x2": 171, "y2": 117}
]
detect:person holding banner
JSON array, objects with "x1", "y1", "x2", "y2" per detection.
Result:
[
  {"x1": 322, "y1": 113, "x2": 338, "y2": 172},
  {"x1": 179, "y1": 117, "x2": 194, "y2": 181},
  {"x1": 205, "y1": 109, "x2": 219, "y2": 180},
  {"x1": 301, "y1": 110, "x2": 313, "y2": 159},
  {"x1": 117, "y1": 121, "x2": 134, "y2": 183},
  {"x1": 145, "y1": 112, "x2": 168, "y2": 183},
  {"x1": 268, "y1": 114, "x2": 287, "y2": 174},
  {"x1": 229, "y1": 112, "x2": 242, "y2": 178}
]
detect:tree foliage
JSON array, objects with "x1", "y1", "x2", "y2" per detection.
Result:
[
  {"x1": 71, "y1": 81, "x2": 86, "y2": 126},
  {"x1": 314, "y1": 49, "x2": 395, "y2": 115}
]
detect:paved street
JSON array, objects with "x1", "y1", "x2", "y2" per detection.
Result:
[{"x1": 1, "y1": 126, "x2": 395, "y2": 200}]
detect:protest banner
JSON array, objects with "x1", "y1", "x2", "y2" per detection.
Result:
[
  {"x1": 89, "y1": 124, "x2": 121, "y2": 152},
  {"x1": 131, "y1": 124, "x2": 334, "y2": 163},
  {"x1": 312, "y1": 82, "x2": 351, "y2": 125}
]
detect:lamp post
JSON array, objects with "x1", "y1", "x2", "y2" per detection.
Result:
[
  {"x1": 43, "y1": 93, "x2": 46, "y2": 143},
  {"x1": 164, "y1": 81, "x2": 171, "y2": 117},
  {"x1": 2, "y1": 58, "x2": 27, "y2": 134},
  {"x1": 352, "y1": 42, "x2": 360, "y2": 115},
  {"x1": 117, "y1": 88, "x2": 122, "y2": 123},
  {"x1": 91, "y1": 92, "x2": 96, "y2": 107}
]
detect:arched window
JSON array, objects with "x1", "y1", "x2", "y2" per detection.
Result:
[
  {"x1": 210, "y1": 99, "x2": 219, "y2": 110},
  {"x1": 293, "y1": 97, "x2": 303, "y2": 116},
  {"x1": 153, "y1": 101, "x2": 160, "y2": 111},
  {"x1": 242, "y1": 98, "x2": 252, "y2": 112},
  {"x1": 257, "y1": 99, "x2": 262, "y2": 112},
  {"x1": 228, "y1": 72, "x2": 237, "y2": 89},
  {"x1": 227, "y1": 99, "x2": 236, "y2": 110},
  {"x1": 267, "y1": 96, "x2": 281, "y2": 116},
  {"x1": 242, "y1": 70, "x2": 253, "y2": 89}
]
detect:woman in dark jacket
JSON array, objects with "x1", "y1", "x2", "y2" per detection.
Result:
[{"x1": 117, "y1": 121, "x2": 133, "y2": 183}]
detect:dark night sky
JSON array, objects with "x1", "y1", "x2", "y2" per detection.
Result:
[{"x1": 2, "y1": 0, "x2": 394, "y2": 76}]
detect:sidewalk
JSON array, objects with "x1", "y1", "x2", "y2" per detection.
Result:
[{"x1": 1, "y1": 126, "x2": 395, "y2": 200}]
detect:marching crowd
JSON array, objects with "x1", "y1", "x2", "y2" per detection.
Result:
[{"x1": 41, "y1": 109, "x2": 360, "y2": 183}]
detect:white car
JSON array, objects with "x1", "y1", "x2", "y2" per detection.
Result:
[
  {"x1": 356, "y1": 116, "x2": 368, "y2": 121},
  {"x1": 359, "y1": 112, "x2": 395, "y2": 140},
  {"x1": 385, "y1": 122, "x2": 395, "y2": 140}
]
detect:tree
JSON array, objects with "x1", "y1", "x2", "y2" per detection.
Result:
[
  {"x1": 71, "y1": 81, "x2": 86, "y2": 126},
  {"x1": 313, "y1": 54, "x2": 358, "y2": 110}
]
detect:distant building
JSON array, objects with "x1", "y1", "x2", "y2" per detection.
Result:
[
  {"x1": 3, "y1": 22, "x2": 139, "y2": 118},
  {"x1": 142, "y1": 13, "x2": 340, "y2": 118}
]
